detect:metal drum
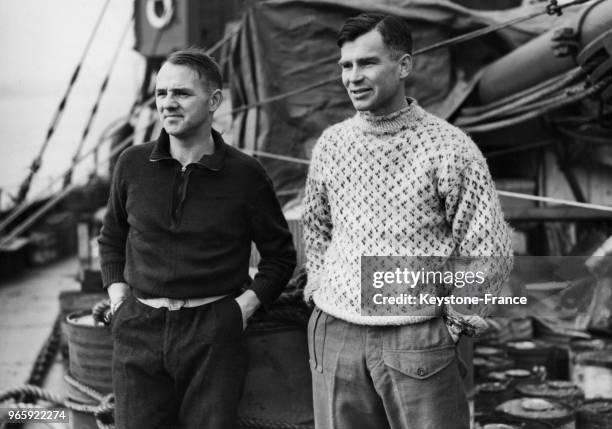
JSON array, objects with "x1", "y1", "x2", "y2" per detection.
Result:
[
  {"x1": 475, "y1": 381, "x2": 513, "y2": 418},
  {"x1": 475, "y1": 357, "x2": 515, "y2": 384},
  {"x1": 496, "y1": 398, "x2": 576, "y2": 429},
  {"x1": 516, "y1": 380, "x2": 584, "y2": 408},
  {"x1": 476, "y1": 415, "x2": 554, "y2": 429},
  {"x1": 506, "y1": 341, "x2": 556, "y2": 377},
  {"x1": 569, "y1": 339, "x2": 609, "y2": 379},
  {"x1": 576, "y1": 399, "x2": 612, "y2": 429},
  {"x1": 572, "y1": 351, "x2": 612, "y2": 399},
  {"x1": 487, "y1": 368, "x2": 536, "y2": 399}
]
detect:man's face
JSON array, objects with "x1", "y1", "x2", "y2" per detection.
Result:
[
  {"x1": 339, "y1": 29, "x2": 411, "y2": 115},
  {"x1": 155, "y1": 62, "x2": 216, "y2": 139}
]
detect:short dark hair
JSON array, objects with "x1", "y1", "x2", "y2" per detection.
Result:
[
  {"x1": 337, "y1": 13, "x2": 413, "y2": 57},
  {"x1": 165, "y1": 47, "x2": 223, "y2": 90}
]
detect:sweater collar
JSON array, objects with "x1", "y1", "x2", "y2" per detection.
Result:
[
  {"x1": 149, "y1": 128, "x2": 226, "y2": 171},
  {"x1": 354, "y1": 98, "x2": 424, "y2": 136}
]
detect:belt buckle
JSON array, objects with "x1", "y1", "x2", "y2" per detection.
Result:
[{"x1": 167, "y1": 299, "x2": 186, "y2": 311}]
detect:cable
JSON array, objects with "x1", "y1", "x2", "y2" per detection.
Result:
[
  {"x1": 459, "y1": 68, "x2": 584, "y2": 116},
  {"x1": 0, "y1": 127, "x2": 140, "y2": 246},
  {"x1": 456, "y1": 69, "x2": 586, "y2": 125},
  {"x1": 226, "y1": 0, "x2": 592, "y2": 118},
  {"x1": 245, "y1": 150, "x2": 311, "y2": 165},
  {"x1": 14, "y1": 0, "x2": 112, "y2": 205},
  {"x1": 497, "y1": 190, "x2": 612, "y2": 212},
  {"x1": 462, "y1": 78, "x2": 610, "y2": 133},
  {"x1": 483, "y1": 140, "x2": 555, "y2": 158},
  {"x1": 64, "y1": 16, "x2": 134, "y2": 188}
]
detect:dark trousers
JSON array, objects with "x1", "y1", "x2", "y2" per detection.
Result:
[
  {"x1": 308, "y1": 308, "x2": 469, "y2": 429},
  {"x1": 111, "y1": 295, "x2": 248, "y2": 429}
]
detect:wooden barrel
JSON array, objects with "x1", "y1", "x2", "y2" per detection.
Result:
[
  {"x1": 64, "y1": 310, "x2": 113, "y2": 429},
  {"x1": 576, "y1": 399, "x2": 612, "y2": 429},
  {"x1": 59, "y1": 291, "x2": 106, "y2": 357},
  {"x1": 496, "y1": 398, "x2": 575, "y2": 429},
  {"x1": 65, "y1": 311, "x2": 113, "y2": 394}
]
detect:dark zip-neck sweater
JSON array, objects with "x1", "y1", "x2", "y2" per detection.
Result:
[{"x1": 98, "y1": 129, "x2": 296, "y2": 308}]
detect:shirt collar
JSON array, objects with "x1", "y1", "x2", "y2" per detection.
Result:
[{"x1": 149, "y1": 128, "x2": 227, "y2": 171}]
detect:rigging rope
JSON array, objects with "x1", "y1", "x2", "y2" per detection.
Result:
[
  {"x1": 497, "y1": 190, "x2": 612, "y2": 212},
  {"x1": 63, "y1": 16, "x2": 134, "y2": 188},
  {"x1": 461, "y1": 77, "x2": 611, "y2": 133},
  {"x1": 0, "y1": 112, "x2": 131, "y2": 235},
  {"x1": 0, "y1": 125, "x2": 141, "y2": 246},
  {"x1": 455, "y1": 69, "x2": 587, "y2": 125},
  {"x1": 0, "y1": 22, "x2": 241, "y2": 240},
  {"x1": 225, "y1": 0, "x2": 592, "y2": 118},
  {"x1": 14, "y1": 0, "x2": 112, "y2": 205}
]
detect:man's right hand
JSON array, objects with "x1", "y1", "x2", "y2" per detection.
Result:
[{"x1": 107, "y1": 282, "x2": 131, "y2": 314}]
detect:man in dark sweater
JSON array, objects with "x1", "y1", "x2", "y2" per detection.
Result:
[{"x1": 98, "y1": 48, "x2": 296, "y2": 429}]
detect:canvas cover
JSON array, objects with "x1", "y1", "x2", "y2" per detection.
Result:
[{"x1": 229, "y1": 0, "x2": 584, "y2": 192}]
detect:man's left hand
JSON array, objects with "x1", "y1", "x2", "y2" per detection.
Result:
[{"x1": 234, "y1": 290, "x2": 261, "y2": 330}]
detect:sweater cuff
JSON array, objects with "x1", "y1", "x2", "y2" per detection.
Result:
[
  {"x1": 101, "y1": 263, "x2": 126, "y2": 288},
  {"x1": 248, "y1": 277, "x2": 282, "y2": 311}
]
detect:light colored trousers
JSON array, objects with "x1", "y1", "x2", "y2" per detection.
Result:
[{"x1": 308, "y1": 307, "x2": 469, "y2": 429}]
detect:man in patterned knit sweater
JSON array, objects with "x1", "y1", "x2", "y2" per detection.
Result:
[{"x1": 303, "y1": 13, "x2": 513, "y2": 429}]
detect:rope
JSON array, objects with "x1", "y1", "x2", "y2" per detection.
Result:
[
  {"x1": 556, "y1": 125, "x2": 612, "y2": 144},
  {"x1": 246, "y1": 150, "x2": 311, "y2": 165},
  {"x1": 483, "y1": 140, "x2": 554, "y2": 158},
  {"x1": 461, "y1": 77, "x2": 611, "y2": 133},
  {"x1": 497, "y1": 190, "x2": 612, "y2": 212},
  {"x1": 64, "y1": 16, "x2": 134, "y2": 188},
  {"x1": 0, "y1": 111, "x2": 132, "y2": 236},
  {"x1": 237, "y1": 416, "x2": 314, "y2": 429},
  {"x1": 26, "y1": 315, "x2": 62, "y2": 387},
  {"x1": 460, "y1": 68, "x2": 582, "y2": 116},
  {"x1": 455, "y1": 69, "x2": 586, "y2": 125},
  {"x1": 0, "y1": 25, "x2": 244, "y2": 241},
  {"x1": 206, "y1": 25, "x2": 242, "y2": 56},
  {"x1": 225, "y1": 0, "x2": 590, "y2": 119},
  {"x1": 64, "y1": 374, "x2": 115, "y2": 429},
  {"x1": 0, "y1": 126, "x2": 141, "y2": 246},
  {"x1": 0, "y1": 386, "x2": 64, "y2": 406},
  {"x1": 14, "y1": 0, "x2": 112, "y2": 205}
]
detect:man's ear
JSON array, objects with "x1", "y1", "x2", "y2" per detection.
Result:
[
  {"x1": 399, "y1": 54, "x2": 412, "y2": 79},
  {"x1": 208, "y1": 88, "x2": 223, "y2": 112}
]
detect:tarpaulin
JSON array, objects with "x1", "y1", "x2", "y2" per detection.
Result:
[{"x1": 230, "y1": 0, "x2": 585, "y2": 192}]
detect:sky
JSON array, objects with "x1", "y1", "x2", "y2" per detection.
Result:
[{"x1": 0, "y1": 0, "x2": 145, "y2": 209}]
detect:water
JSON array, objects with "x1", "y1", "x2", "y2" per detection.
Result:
[
  {"x1": 0, "y1": 0, "x2": 143, "y2": 211},
  {"x1": 0, "y1": 92, "x2": 138, "y2": 211}
]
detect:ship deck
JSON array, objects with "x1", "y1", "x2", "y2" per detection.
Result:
[{"x1": 1, "y1": 257, "x2": 80, "y2": 428}]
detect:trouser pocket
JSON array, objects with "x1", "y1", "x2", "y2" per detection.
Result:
[{"x1": 308, "y1": 307, "x2": 326, "y2": 373}]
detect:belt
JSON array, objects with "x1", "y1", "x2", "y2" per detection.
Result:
[{"x1": 137, "y1": 294, "x2": 229, "y2": 311}]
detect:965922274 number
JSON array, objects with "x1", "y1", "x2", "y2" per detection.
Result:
[{"x1": 1, "y1": 408, "x2": 69, "y2": 423}]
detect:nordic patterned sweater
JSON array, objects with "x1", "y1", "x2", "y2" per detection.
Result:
[{"x1": 303, "y1": 99, "x2": 513, "y2": 330}]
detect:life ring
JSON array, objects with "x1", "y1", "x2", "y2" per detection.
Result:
[{"x1": 146, "y1": 0, "x2": 174, "y2": 30}]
